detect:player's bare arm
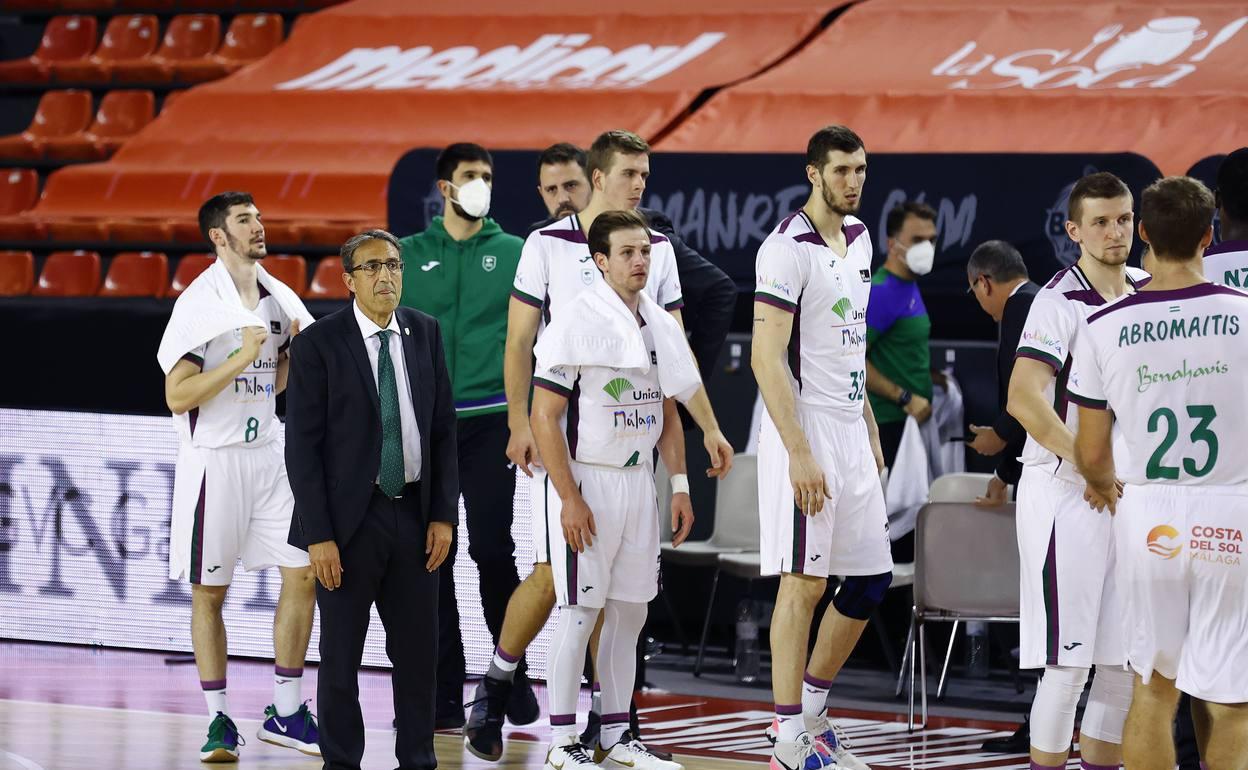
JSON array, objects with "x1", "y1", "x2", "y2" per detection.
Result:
[
  {"x1": 530, "y1": 386, "x2": 595, "y2": 553},
  {"x1": 1074, "y1": 406, "x2": 1118, "y2": 513},
  {"x1": 862, "y1": 393, "x2": 885, "y2": 472},
  {"x1": 165, "y1": 326, "x2": 267, "y2": 415},
  {"x1": 503, "y1": 297, "x2": 542, "y2": 476},
  {"x1": 1007, "y1": 357, "x2": 1076, "y2": 464},
  {"x1": 865, "y1": 357, "x2": 931, "y2": 422},
  {"x1": 680, "y1": 385, "x2": 733, "y2": 480},
  {"x1": 657, "y1": 399, "x2": 695, "y2": 547},
  {"x1": 752, "y1": 300, "x2": 829, "y2": 517}
]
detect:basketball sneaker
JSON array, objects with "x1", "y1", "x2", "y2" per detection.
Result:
[
  {"x1": 597, "y1": 730, "x2": 683, "y2": 770},
  {"x1": 463, "y1": 676, "x2": 510, "y2": 761},
  {"x1": 200, "y1": 711, "x2": 243, "y2": 763},
  {"x1": 766, "y1": 718, "x2": 867, "y2": 770},
  {"x1": 257, "y1": 702, "x2": 321, "y2": 756},
  {"x1": 769, "y1": 732, "x2": 837, "y2": 770},
  {"x1": 544, "y1": 736, "x2": 600, "y2": 770}
]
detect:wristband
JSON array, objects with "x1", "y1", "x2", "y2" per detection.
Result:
[
  {"x1": 670, "y1": 474, "x2": 690, "y2": 495},
  {"x1": 897, "y1": 389, "x2": 913, "y2": 407}
]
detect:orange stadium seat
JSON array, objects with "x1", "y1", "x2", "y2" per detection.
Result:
[
  {"x1": 108, "y1": 217, "x2": 173, "y2": 242},
  {"x1": 167, "y1": 252, "x2": 214, "y2": 297},
  {"x1": 262, "y1": 254, "x2": 306, "y2": 293},
  {"x1": 305, "y1": 255, "x2": 348, "y2": 299},
  {"x1": 0, "y1": 169, "x2": 39, "y2": 216},
  {"x1": 177, "y1": 13, "x2": 283, "y2": 82},
  {"x1": 0, "y1": 90, "x2": 93, "y2": 161},
  {"x1": 32, "y1": 250, "x2": 101, "y2": 297},
  {"x1": 100, "y1": 250, "x2": 168, "y2": 297},
  {"x1": 0, "y1": 251, "x2": 35, "y2": 296},
  {"x1": 44, "y1": 217, "x2": 110, "y2": 241},
  {"x1": 261, "y1": 220, "x2": 302, "y2": 246},
  {"x1": 114, "y1": 14, "x2": 221, "y2": 84},
  {"x1": 0, "y1": 16, "x2": 98, "y2": 84},
  {"x1": 52, "y1": 15, "x2": 159, "y2": 85},
  {"x1": 300, "y1": 220, "x2": 377, "y2": 248},
  {"x1": 43, "y1": 90, "x2": 155, "y2": 161}
]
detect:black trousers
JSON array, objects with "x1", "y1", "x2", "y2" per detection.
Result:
[
  {"x1": 316, "y1": 486, "x2": 439, "y2": 770},
  {"x1": 438, "y1": 412, "x2": 521, "y2": 702},
  {"x1": 876, "y1": 418, "x2": 906, "y2": 470}
]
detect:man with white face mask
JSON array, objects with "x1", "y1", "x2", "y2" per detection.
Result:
[
  {"x1": 397, "y1": 143, "x2": 536, "y2": 730},
  {"x1": 865, "y1": 201, "x2": 938, "y2": 471}
]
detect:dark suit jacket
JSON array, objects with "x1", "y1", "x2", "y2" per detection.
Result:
[
  {"x1": 528, "y1": 207, "x2": 737, "y2": 380},
  {"x1": 993, "y1": 281, "x2": 1039, "y2": 485},
  {"x1": 285, "y1": 304, "x2": 459, "y2": 550}
]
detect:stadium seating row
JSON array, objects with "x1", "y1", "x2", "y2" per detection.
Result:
[
  {"x1": 0, "y1": 13, "x2": 284, "y2": 84},
  {"x1": 0, "y1": 90, "x2": 155, "y2": 161},
  {"x1": 1, "y1": 0, "x2": 341, "y2": 13},
  {"x1": 0, "y1": 249, "x2": 349, "y2": 298}
]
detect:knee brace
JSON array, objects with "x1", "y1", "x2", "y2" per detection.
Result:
[
  {"x1": 832, "y1": 571, "x2": 892, "y2": 620},
  {"x1": 1080, "y1": 665, "x2": 1134, "y2": 745},
  {"x1": 1029, "y1": 665, "x2": 1090, "y2": 754}
]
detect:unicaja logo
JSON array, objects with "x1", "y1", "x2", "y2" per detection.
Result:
[
  {"x1": 603, "y1": 377, "x2": 635, "y2": 403},
  {"x1": 1147, "y1": 524, "x2": 1182, "y2": 559},
  {"x1": 932, "y1": 15, "x2": 1247, "y2": 90},
  {"x1": 276, "y1": 33, "x2": 726, "y2": 92}
]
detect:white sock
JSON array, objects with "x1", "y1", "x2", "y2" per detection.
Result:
[
  {"x1": 274, "y1": 667, "x2": 303, "y2": 717},
  {"x1": 800, "y1": 672, "x2": 831, "y2": 731},
  {"x1": 548, "y1": 605, "x2": 598, "y2": 743},
  {"x1": 487, "y1": 647, "x2": 520, "y2": 682},
  {"x1": 202, "y1": 680, "x2": 228, "y2": 718},
  {"x1": 776, "y1": 705, "x2": 803, "y2": 743}
]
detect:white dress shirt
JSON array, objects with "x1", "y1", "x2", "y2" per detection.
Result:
[{"x1": 353, "y1": 301, "x2": 422, "y2": 483}]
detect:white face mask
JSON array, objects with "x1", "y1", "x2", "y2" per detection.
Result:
[
  {"x1": 450, "y1": 178, "x2": 491, "y2": 219},
  {"x1": 904, "y1": 240, "x2": 935, "y2": 276}
]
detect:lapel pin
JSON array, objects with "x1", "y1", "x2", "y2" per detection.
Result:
[{"x1": 404, "y1": 327, "x2": 410, "y2": 335}]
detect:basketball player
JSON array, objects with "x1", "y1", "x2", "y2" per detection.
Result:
[
  {"x1": 1071, "y1": 176, "x2": 1248, "y2": 770},
  {"x1": 531, "y1": 209, "x2": 732, "y2": 770},
  {"x1": 463, "y1": 130, "x2": 690, "y2": 761},
  {"x1": 1005, "y1": 172, "x2": 1146, "y2": 770},
  {"x1": 751, "y1": 125, "x2": 889, "y2": 770},
  {"x1": 1202, "y1": 148, "x2": 1248, "y2": 284},
  {"x1": 160, "y1": 192, "x2": 318, "y2": 762}
]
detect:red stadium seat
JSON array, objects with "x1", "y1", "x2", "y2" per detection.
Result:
[
  {"x1": 177, "y1": 13, "x2": 283, "y2": 82},
  {"x1": 0, "y1": 16, "x2": 98, "y2": 84},
  {"x1": 0, "y1": 251, "x2": 35, "y2": 296},
  {"x1": 0, "y1": 90, "x2": 93, "y2": 161},
  {"x1": 168, "y1": 252, "x2": 214, "y2": 297},
  {"x1": 43, "y1": 90, "x2": 156, "y2": 161},
  {"x1": 33, "y1": 250, "x2": 101, "y2": 296},
  {"x1": 108, "y1": 217, "x2": 173, "y2": 242},
  {"x1": 305, "y1": 255, "x2": 348, "y2": 299},
  {"x1": 100, "y1": 250, "x2": 168, "y2": 297},
  {"x1": 299, "y1": 220, "x2": 377, "y2": 247},
  {"x1": 114, "y1": 15, "x2": 221, "y2": 84},
  {"x1": 44, "y1": 217, "x2": 110, "y2": 241},
  {"x1": 4, "y1": 0, "x2": 115, "y2": 10},
  {"x1": 262, "y1": 254, "x2": 306, "y2": 293},
  {"x1": 52, "y1": 15, "x2": 159, "y2": 85},
  {"x1": 0, "y1": 216, "x2": 48, "y2": 240},
  {"x1": 260, "y1": 220, "x2": 302, "y2": 246},
  {"x1": 0, "y1": 169, "x2": 39, "y2": 216}
]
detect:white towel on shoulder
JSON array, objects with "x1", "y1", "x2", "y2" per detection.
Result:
[
  {"x1": 534, "y1": 277, "x2": 701, "y2": 403},
  {"x1": 156, "y1": 258, "x2": 315, "y2": 374}
]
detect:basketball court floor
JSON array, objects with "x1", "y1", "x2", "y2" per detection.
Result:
[{"x1": 0, "y1": 642, "x2": 1081, "y2": 770}]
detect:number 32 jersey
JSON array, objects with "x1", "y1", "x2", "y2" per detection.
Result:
[
  {"x1": 1069, "y1": 283, "x2": 1248, "y2": 487},
  {"x1": 753, "y1": 210, "x2": 873, "y2": 419}
]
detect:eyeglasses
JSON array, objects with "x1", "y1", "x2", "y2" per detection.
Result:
[
  {"x1": 966, "y1": 275, "x2": 984, "y2": 295},
  {"x1": 349, "y1": 260, "x2": 404, "y2": 276}
]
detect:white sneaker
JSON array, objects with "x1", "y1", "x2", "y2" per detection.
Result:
[
  {"x1": 599, "y1": 734, "x2": 683, "y2": 770},
  {"x1": 808, "y1": 716, "x2": 869, "y2": 770},
  {"x1": 770, "y1": 733, "x2": 837, "y2": 770},
  {"x1": 544, "y1": 738, "x2": 600, "y2": 770}
]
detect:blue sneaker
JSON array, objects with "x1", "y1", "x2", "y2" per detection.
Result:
[
  {"x1": 257, "y1": 702, "x2": 321, "y2": 756},
  {"x1": 200, "y1": 711, "x2": 243, "y2": 763}
]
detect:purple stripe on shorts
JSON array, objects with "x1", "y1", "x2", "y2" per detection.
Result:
[
  {"x1": 803, "y1": 672, "x2": 832, "y2": 689},
  {"x1": 1043, "y1": 525, "x2": 1061, "y2": 666},
  {"x1": 601, "y1": 712, "x2": 630, "y2": 724},
  {"x1": 201, "y1": 679, "x2": 226, "y2": 691},
  {"x1": 495, "y1": 646, "x2": 520, "y2": 664},
  {"x1": 775, "y1": 703, "x2": 802, "y2": 716},
  {"x1": 275, "y1": 665, "x2": 303, "y2": 678},
  {"x1": 550, "y1": 713, "x2": 577, "y2": 726}
]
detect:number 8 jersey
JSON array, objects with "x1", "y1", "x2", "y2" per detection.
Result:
[{"x1": 1069, "y1": 282, "x2": 1248, "y2": 486}]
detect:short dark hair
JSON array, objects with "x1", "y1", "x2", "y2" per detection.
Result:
[
  {"x1": 198, "y1": 191, "x2": 255, "y2": 241},
  {"x1": 586, "y1": 130, "x2": 649, "y2": 181},
  {"x1": 435, "y1": 142, "x2": 492, "y2": 182},
  {"x1": 1140, "y1": 176, "x2": 1215, "y2": 260},
  {"x1": 885, "y1": 201, "x2": 937, "y2": 238},
  {"x1": 967, "y1": 239, "x2": 1029, "y2": 282},
  {"x1": 340, "y1": 229, "x2": 401, "y2": 273},
  {"x1": 538, "y1": 142, "x2": 587, "y2": 172},
  {"x1": 1215, "y1": 147, "x2": 1248, "y2": 224},
  {"x1": 806, "y1": 125, "x2": 865, "y2": 170},
  {"x1": 1068, "y1": 171, "x2": 1131, "y2": 224},
  {"x1": 588, "y1": 210, "x2": 649, "y2": 265}
]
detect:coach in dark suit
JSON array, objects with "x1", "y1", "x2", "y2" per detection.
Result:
[
  {"x1": 285, "y1": 229, "x2": 457, "y2": 770},
  {"x1": 966, "y1": 239, "x2": 1040, "y2": 503}
]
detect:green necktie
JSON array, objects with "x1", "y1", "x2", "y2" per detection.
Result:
[{"x1": 376, "y1": 329, "x2": 405, "y2": 497}]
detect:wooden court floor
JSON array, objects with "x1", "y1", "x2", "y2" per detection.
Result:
[{"x1": 0, "y1": 643, "x2": 1076, "y2": 770}]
